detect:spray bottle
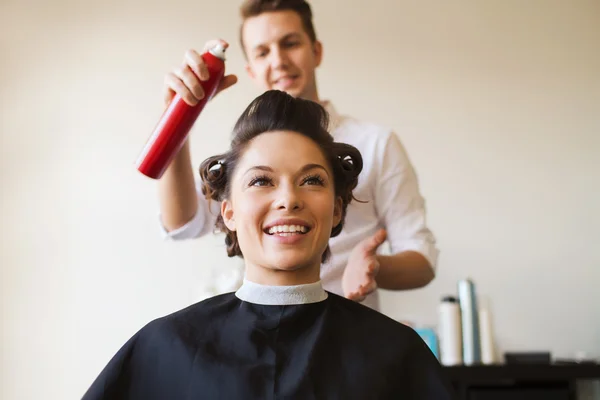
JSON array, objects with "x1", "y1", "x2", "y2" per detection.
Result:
[
  {"x1": 136, "y1": 44, "x2": 227, "y2": 179},
  {"x1": 438, "y1": 295, "x2": 463, "y2": 366},
  {"x1": 458, "y1": 278, "x2": 482, "y2": 365}
]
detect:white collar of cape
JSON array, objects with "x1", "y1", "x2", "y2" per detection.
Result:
[{"x1": 235, "y1": 278, "x2": 328, "y2": 305}]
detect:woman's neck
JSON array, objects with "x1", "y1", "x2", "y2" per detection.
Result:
[{"x1": 244, "y1": 262, "x2": 321, "y2": 286}]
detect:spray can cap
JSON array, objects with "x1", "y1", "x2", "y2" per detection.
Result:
[{"x1": 209, "y1": 43, "x2": 227, "y2": 61}]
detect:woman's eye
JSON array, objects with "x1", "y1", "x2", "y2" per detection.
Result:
[
  {"x1": 249, "y1": 176, "x2": 272, "y2": 187},
  {"x1": 303, "y1": 176, "x2": 324, "y2": 186}
]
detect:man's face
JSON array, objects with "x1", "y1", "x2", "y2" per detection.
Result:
[{"x1": 242, "y1": 10, "x2": 322, "y2": 102}]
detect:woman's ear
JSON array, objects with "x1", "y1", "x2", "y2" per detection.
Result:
[
  {"x1": 221, "y1": 199, "x2": 236, "y2": 231},
  {"x1": 332, "y1": 196, "x2": 343, "y2": 228}
]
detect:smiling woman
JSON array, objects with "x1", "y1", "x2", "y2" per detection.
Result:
[
  {"x1": 81, "y1": 90, "x2": 454, "y2": 400},
  {"x1": 198, "y1": 90, "x2": 361, "y2": 286}
]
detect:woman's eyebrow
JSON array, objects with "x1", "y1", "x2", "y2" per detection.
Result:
[
  {"x1": 299, "y1": 164, "x2": 329, "y2": 176},
  {"x1": 244, "y1": 165, "x2": 273, "y2": 176},
  {"x1": 243, "y1": 163, "x2": 329, "y2": 177}
]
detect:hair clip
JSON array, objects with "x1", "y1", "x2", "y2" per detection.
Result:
[
  {"x1": 208, "y1": 159, "x2": 225, "y2": 178},
  {"x1": 209, "y1": 159, "x2": 224, "y2": 172},
  {"x1": 338, "y1": 154, "x2": 354, "y2": 171}
]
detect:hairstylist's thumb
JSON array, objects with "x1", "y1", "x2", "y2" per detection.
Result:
[{"x1": 362, "y1": 229, "x2": 387, "y2": 256}]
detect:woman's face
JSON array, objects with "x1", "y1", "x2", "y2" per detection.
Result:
[{"x1": 221, "y1": 130, "x2": 342, "y2": 284}]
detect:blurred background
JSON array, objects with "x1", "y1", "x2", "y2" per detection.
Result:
[{"x1": 1, "y1": 0, "x2": 598, "y2": 398}]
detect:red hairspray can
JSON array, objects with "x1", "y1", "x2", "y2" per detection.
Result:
[{"x1": 136, "y1": 44, "x2": 226, "y2": 179}]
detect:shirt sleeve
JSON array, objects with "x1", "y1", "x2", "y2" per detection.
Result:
[
  {"x1": 158, "y1": 178, "x2": 221, "y2": 241},
  {"x1": 374, "y1": 131, "x2": 439, "y2": 271}
]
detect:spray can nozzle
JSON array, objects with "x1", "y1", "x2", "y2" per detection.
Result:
[{"x1": 209, "y1": 43, "x2": 227, "y2": 60}]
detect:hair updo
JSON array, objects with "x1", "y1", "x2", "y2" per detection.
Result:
[{"x1": 199, "y1": 90, "x2": 363, "y2": 263}]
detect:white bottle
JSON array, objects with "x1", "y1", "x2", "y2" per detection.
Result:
[
  {"x1": 479, "y1": 296, "x2": 496, "y2": 364},
  {"x1": 438, "y1": 296, "x2": 463, "y2": 366}
]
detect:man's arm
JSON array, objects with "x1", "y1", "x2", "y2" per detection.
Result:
[
  {"x1": 154, "y1": 40, "x2": 237, "y2": 238},
  {"x1": 156, "y1": 140, "x2": 222, "y2": 240},
  {"x1": 373, "y1": 130, "x2": 439, "y2": 290},
  {"x1": 341, "y1": 129, "x2": 438, "y2": 301},
  {"x1": 343, "y1": 228, "x2": 435, "y2": 301},
  {"x1": 376, "y1": 251, "x2": 434, "y2": 290},
  {"x1": 158, "y1": 140, "x2": 199, "y2": 232}
]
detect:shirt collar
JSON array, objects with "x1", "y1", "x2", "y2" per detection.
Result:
[
  {"x1": 235, "y1": 278, "x2": 328, "y2": 305},
  {"x1": 320, "y1": 100, "x2": 343, "y2": 134}
]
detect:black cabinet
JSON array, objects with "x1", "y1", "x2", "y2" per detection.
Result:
[{"x1": 443, "y1": 364, "x2": 600, "y2": 400}]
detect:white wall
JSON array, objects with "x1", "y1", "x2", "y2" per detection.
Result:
[{"x1": 1, "y1": 0, "x2": 598, "y2": 398}]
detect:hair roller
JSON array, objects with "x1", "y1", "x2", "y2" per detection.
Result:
[
  {"x1": 199, "y1": 155, "x2": 229, "y2": 201},
  {"x1": 208, "y1": 159, "x2": 225, "y2": 179},
  {"x1": 332, "y1": 143, "x2": 363, "y2": 182}
]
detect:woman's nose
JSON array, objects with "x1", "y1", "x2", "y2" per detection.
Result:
[{"x1": 274, "y1": 185, "x2": 303, "y2": 211}]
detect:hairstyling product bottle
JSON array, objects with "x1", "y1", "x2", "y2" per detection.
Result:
[
  {"x1": 136, "y1": 44, "x2": 226, "y2": 179},
  {"x1": 438, "y1": 295, "x2": 463, "y2": 366},
  {"x1": 458, "y1": 278, "x2": 481, "y2": 365}
]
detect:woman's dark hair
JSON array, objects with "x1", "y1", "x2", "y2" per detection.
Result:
[{"x1": 199, "y1": 89, "x2": 362, "y2": 263}]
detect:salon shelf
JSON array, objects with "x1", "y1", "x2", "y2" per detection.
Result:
[
  {"x1": 443, "y1": 363, "x2": 600, "y2": 381},
  {"x1": 442, "y1": 363, "x2": 600, "y2": 400}
]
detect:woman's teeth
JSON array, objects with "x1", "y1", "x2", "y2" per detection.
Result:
[{"x1": 267, "y1": 225, "x2": 308, "y2": 235}]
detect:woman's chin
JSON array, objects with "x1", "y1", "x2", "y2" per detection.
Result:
[{"x1": 265, "y1": 255, "x2": 317, "y2": 273}]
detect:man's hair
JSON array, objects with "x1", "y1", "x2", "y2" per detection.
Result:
[{"x1": 239, "y1": 0, "x2": 317, "y2": 54}]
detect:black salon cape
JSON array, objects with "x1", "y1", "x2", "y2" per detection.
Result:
[{"x1": 82, "y1": 292, "x2": 455, "y2": 399}]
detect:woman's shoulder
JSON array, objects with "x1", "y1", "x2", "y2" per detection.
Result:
[
  {"x1": 139, "y1": 292, "x2": 239, "y2": 336},
  {"x1": 326, "y1": 292, "x2": 422, "y2": 340}
]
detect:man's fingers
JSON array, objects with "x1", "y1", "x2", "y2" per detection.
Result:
[
  {"x1": 348, "y1": 291, "x2": 366, "y2": 302},
  {"x1": 362, "y1": 229, "x2": 387, "y2": 255},
  {"x1": 218, "y1": 74, "x2": 238, "y2": 91},
  {"x1": 184, "y1": 49, "x2": 208, "y2": 81},
  {"x1": 359, "y1": 280, "x2": 377, "y2": 296},
  {"x1": 175, "y1": 65, "x2": 205, "y2": 100},
  {"x1": 164, "y1": 72, "x2": 198, "y2": 106},
  {"x1": 366, "y1": 260, "x2": 379, "y2": 277}
]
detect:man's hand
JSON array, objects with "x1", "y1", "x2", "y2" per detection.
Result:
[
  {"x1": 342, "y1": 229, "x2": 387, "y2": 302},
  {"x1": 163, "y1": 39, "x2": 238, "y2": 107}
]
